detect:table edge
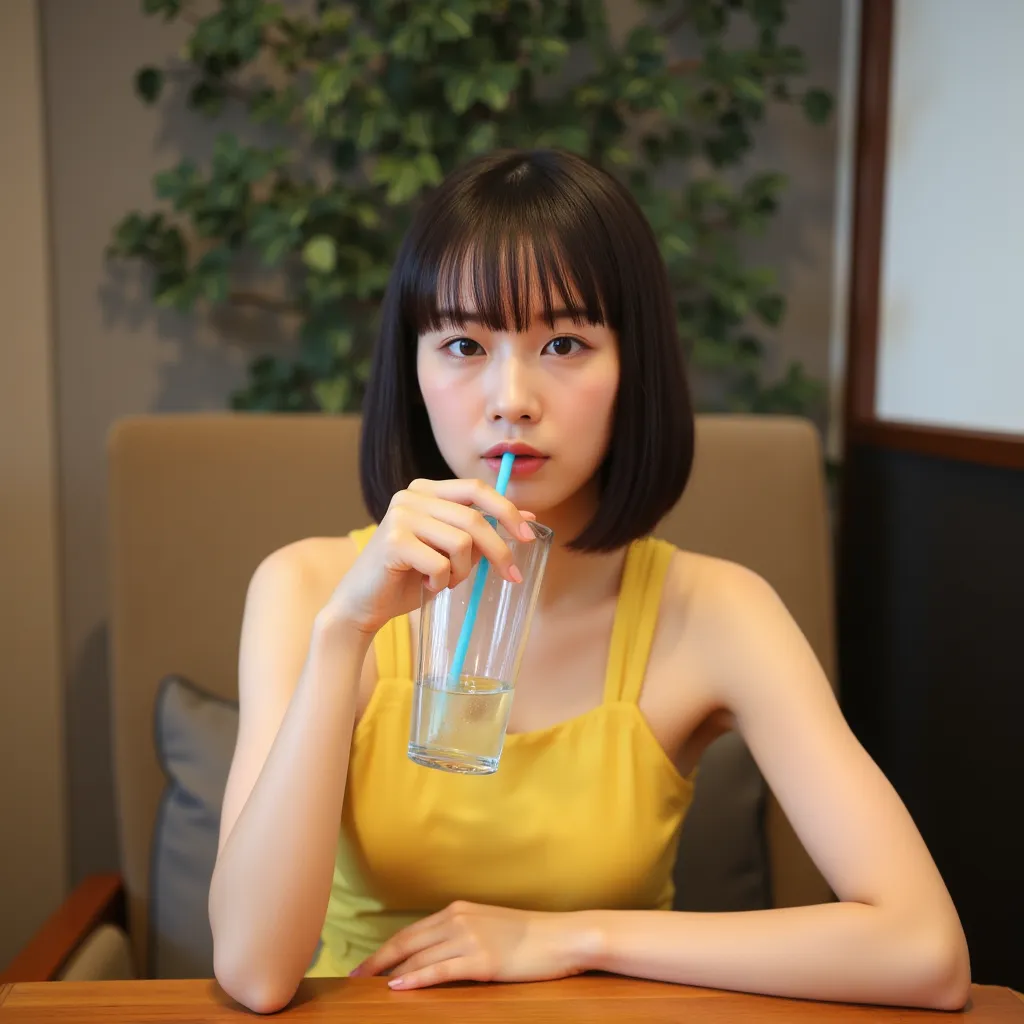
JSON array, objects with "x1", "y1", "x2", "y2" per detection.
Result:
[{"x1": 0, "y1": 978, "x2": 1020, "y2": 1014}]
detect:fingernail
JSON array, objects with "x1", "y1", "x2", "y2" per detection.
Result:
[
  {"x1": 521, "y1": 511, "x2": 537, "y2": 521},
  {"x1": 519, "y1": 522, "x2": 535, "y2": 540},
  {"x1": 348, "y1": 967, "x2": 362, "y2": 977},
  {"x1": 388, "y1": 977, "x2": 405, "y2": 990},
  {"x1": 509, "y1": 564, "x2": 524, "y2": 584}
]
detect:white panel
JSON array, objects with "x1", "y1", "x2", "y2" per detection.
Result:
[{"x1": 877, "y1": 0, "x2": 1024, "y2": 435}]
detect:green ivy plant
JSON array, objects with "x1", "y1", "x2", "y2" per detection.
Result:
[{"x1": 109, "y1": 0, "x2": 832, "y2": 415}]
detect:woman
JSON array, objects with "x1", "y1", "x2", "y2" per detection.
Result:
[{"x1": 208, "y1": 148, "x2": 970, "y2": 1014}]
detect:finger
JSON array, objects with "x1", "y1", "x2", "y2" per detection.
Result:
[
  {"x1": 391, "y1": 534, "x2": 451, "y2": 593},
  {"x1": 388, "y1": 956, "x2": 480, "y2": 991},
  {"x1": 408, "y1": 478, "x2": 534, "y2": 543},
  {"x1": 394, "y1": 512, "x2": 475, "y2": 588},
  {"x1": 390, "y1": 939, "x2": 464, "y2": 979},
  {"x1": 353, "y1": 921, "x2": 450, "y2": 978},
  {"x1": 399, "y1": 495, "x2": 520, "y2": 583}
]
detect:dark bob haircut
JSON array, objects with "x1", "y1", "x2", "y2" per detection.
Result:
[{"x1": 359, "y1": 148, "x2": 695, "y2": 552}]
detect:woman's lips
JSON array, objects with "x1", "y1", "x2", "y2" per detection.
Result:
[{"x1": 483, "y1": 455, "x2": 548, "y2": 478}]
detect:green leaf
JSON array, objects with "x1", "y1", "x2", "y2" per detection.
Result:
[
  {"x1": 663, "y1": 234, "x2": 691, "y2": 258},
  {"x1": 302, "y1": 235, "x2": 337, "y2": 273},
  {"x1": 802, "y1": 88, "x2": 833, "y2": 125},
  {"x1": 734, "y1": 77, "x2": 766, "y2": 105},
  {"x1": 552, "y1": 125, "x2": 589, "y2": 154},
  {"x1": 415, "y1": 152, "x2": 443, "y2": 187},
  {"x1": 331, "y1": 328, "x2": 353, "y2": 358},
  {"x1": 465, "y1": 121, "x2": 498, "y2": 155},
  {"x1": 196, "y1": 247, "x2": 231, "y2": 303},
  {"x1": 353, "y1": 203, "x2": 380, "y2": 229},
  {"x1": 386, "y1": 164, "x2": 421, "y2": 205},
  {"x1": 405, "y1": 112, "x2": 432, "y2": 150},
  {"x1": 480, "y1": 62, "x2": 519, "y2": 111},
  {"x1": 320, "y1": 7, "x2": 355, "y2": 35},
  {"x1": 313, "y1": 375, "x2": 352, "y2": 413},
  {"x1": 658, "y1": 88, "x2": 679, "y2": 117},
  {"x1": 440, "y1": 9, "x2": 473, "y2": 39},
  {"x1": 755, "y1": 293, "x2": 785, "y2": 327},
  {"x1": 445, "y1": 73, "x2": 477, "y2": 114},
  {"x1": 356, "y1": 111, "x2": 379, "y2": 150},
  {"x1": 624, "y1": 78, "x2": 651, "y2": 103},
  {"x1": 135, "y1": 67, "x2": 164, "y2": 104},
  {"x1": 142, "y1": 0, "x2": 181, "y2": 19}
]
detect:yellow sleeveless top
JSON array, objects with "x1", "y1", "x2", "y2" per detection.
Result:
[{"x1": 307, "y1": 526, "x2": 696, "y2": 977}]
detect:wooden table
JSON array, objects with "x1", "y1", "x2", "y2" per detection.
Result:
[{"x1": 1, "y1": 977, "x2": 1022, "y2": 1022}]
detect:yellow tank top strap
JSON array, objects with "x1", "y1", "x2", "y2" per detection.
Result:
[
  {"x1": 346, "y1": 525, "x2": 412, "y2": 681},
  {"x1": 602, "y1": 537, "x2": 676, "y2": 706}
]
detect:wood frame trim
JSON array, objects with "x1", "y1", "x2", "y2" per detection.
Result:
[
  {"x1": 842, "y1": 0, "x2": 1024, "y2": 466},
  {"x1": 844, "y1": 0, "x2": 893, "y2": 429},
  {"x1": 0, "y1": 874, "x2": 125, "y2": 984},
  {"x1": 848, "y1": 419, "x2": 1024, "y2": 472}
]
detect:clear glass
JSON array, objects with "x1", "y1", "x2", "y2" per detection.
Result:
[{"x1": 408, "y1": 518, "x2": 553, "y2": 775}]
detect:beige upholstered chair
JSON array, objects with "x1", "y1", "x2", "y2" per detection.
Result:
[{"x1": 3, "y1": 413, "x2": 835, "y2": 983}]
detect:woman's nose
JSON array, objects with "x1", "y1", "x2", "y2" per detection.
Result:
[{"x1": 484, "y1": 356, "x2": 542, "y2": 423}]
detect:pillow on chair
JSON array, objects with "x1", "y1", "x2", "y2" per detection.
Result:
[
  {"x1": 151, "y1": 675, "x2": 238, "y2": 978},
  {"x1": 672, "y1": 731, "x2": 772, "y2": 912}
]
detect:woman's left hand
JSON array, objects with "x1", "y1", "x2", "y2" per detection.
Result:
[{"x1": 349, "y1": 901, "x2": 599, "y2": 990}]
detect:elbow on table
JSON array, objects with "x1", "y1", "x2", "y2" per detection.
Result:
[
  {"x1": 908, "y1": 922, "x2": 972, "y2": 1012},
  {"x1": 213, "y1": 947, "x2": 302, "y2": 1016}
]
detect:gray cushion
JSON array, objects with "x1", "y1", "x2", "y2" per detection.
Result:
[
  {"x1": 672, "y1": 731, "x2": 772, "y2": 912},
  {"x1": 150, "y1": 675, "x2": 238, "y2": 978}
]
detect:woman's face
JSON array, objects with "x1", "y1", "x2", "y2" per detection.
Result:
[{"x1": 416, "y1": 277, "x2": 620, "y2": 523}]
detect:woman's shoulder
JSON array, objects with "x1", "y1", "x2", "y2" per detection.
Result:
[
  {"x1": 248, "y1": 528, "x2": 370, "y2": 608},
  {"x1": 658, "y1": 542, "x2": 780, "y2": 647}
]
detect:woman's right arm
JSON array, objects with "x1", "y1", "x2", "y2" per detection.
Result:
[
  {"x1": 209, "y1": 543, "x2": 369, "y2": 1014},
  {"x1": 208, "y1": 479, "x2": 533, "y2": 1014}
]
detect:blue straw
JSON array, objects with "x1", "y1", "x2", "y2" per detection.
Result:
[{"x1": 447, "y1": 451, "x2": 516, "y2": 685}]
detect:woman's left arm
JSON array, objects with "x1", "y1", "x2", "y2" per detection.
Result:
[
  {"x1": 358, "y1": 564, "x2": 971, "y2": 1008},
  {"x1": 585, "y1": 563, "x2": 971, "y2": 1010}
]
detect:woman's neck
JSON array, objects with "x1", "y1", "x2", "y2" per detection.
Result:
[{"x1": 531, "y1": 490, "x2": 629, "y2": 613}]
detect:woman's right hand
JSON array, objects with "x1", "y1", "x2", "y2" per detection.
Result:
[{"x1": 327, "y1": 478, "x2": 536, "y2": 637}]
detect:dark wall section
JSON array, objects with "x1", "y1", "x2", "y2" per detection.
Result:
[{"x1": 838, "y1": 441, "x2": 1024, "y2": 991}]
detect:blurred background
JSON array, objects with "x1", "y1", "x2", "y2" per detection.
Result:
[{"x1": 2, "y1": 0, "x2": 1021, "y2": 995}]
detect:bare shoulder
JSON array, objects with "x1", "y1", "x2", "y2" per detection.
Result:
[
  {"x1": 660, "y1": 545, "x2": 782, "y2": 637},
  {"x1": 247, "y1": 534, "x2": 359, "y2": 611},
  {"x1": 237, "y1": 534, "x2": 367, "y2": 711}
]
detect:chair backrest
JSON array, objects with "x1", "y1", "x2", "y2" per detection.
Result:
[{"x1": 108, "y1": 412, "x2": 835, "y2": 972}]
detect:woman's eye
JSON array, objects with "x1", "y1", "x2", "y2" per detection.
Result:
[
  {"x1": 544, "y1": 336, "x2": 584, "y2": 357},
  {"x1": 445, "y1": 338, "x2": 484, "y2": 357}
]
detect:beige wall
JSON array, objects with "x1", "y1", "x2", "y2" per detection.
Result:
[
  {"x1": 38, "y1": 0, "x2": 843, "y2": 885},
  {"x1": 0, "y1": 0, "x2": 68, "y2": 971}
]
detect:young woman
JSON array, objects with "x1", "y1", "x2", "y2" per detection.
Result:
[{"x1": 208, "y1": 148, "x2": 970, "y2": 1014}]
